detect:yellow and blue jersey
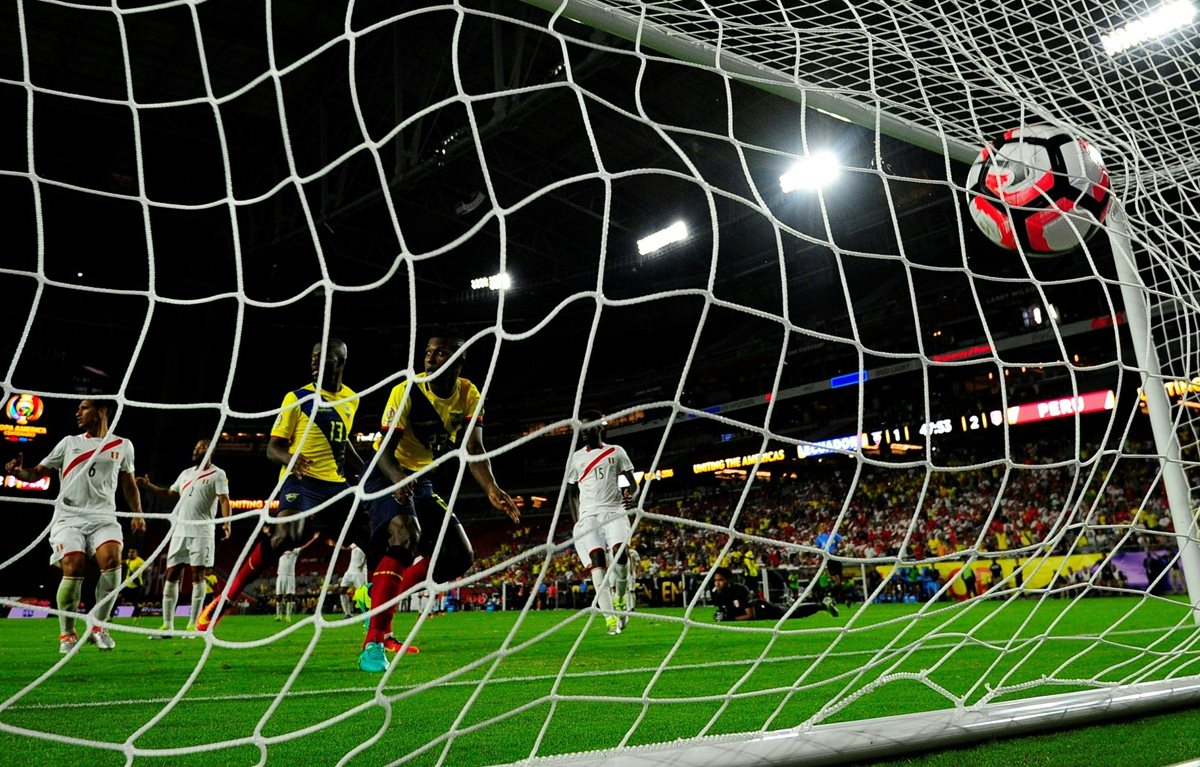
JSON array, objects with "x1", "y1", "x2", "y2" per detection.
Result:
[
  {"x1": 272, "y1": 383, "x2": 359, "y2": 483},
  {"x1": 374, "y1": 377, "x2": 482, "y2": 472}
]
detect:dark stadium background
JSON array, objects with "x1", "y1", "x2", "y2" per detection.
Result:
[{"x1": 0, "y1": 0, "x2": 1144, "y2": 597}]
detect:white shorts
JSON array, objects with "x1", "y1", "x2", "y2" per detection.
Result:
[
  {"x1": 167, "y1": 534, "x2": 215, "y2": 568},
  {"x1": 49, "y1": 515, "x2": 123, "y2": 566},
  {"x1": 339, "y1": 572, "x2": 366, "y2": 589},
  {"x1": 276, "y1": 575, "x2": 296, "y2": 595},
  {"x1": 573, "y1": 512, "x2": 631, "y2": 564}
]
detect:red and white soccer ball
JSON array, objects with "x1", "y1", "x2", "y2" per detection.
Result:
[{"x1": 966, "y1": 125, "x2": 1111, "y2": 255}]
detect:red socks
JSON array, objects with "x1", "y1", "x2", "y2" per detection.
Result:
[
  {"x1": 365, "y1": 555, "x2": 427, "y2": 646},
  {"x1": 224, "y1": 540, "x2": 275, "y2": 605}
]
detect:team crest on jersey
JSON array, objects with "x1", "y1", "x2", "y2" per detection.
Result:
[
  {"x1": 109, "y1": 450, "x2": 119, "y2": 459},
  {"x1": 285, "y1": 493, "x2": 299, "y2": 502}
]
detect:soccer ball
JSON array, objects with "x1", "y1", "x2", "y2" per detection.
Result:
[{"x1": 966, "y1": 125, "x2": 1110, "y2": 255}]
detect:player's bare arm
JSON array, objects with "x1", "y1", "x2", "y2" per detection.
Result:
[
  {"x1": 344, "y1": 441, "x2": 364, "y2": 480},
  {"x1": 374, "y1": 428, "x2": 413, "y2": 502},
  {"x1": 6, "y1": 453, "x2": 53, "y2": 483},
  {"x1": 218, "y1": 494, "x2": 232, "y2": 539},
  {"x1": 136, "y1": 474, "x2": 179, "y2": 500},
  {"x1": 297, "y1": 530, "x2": 320, "y2": 552},
  {"x1": 266, "y1": 435, "x2": 313, "y2": 477},
  {"x1": 465, "y1": 426, "x2": 520, "y2": 523},
  {"x1": 119, "y1": 471, "x2": 146, "y2": 534},
  {"x1": 566, "y1": 483, "x2": 580, "y2": 522},
  {"x1": 620, "y1": 470, "x2": 637, "y2": 509}
]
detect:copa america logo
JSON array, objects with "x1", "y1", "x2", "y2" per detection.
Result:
[{"x1": 6, "y1": 393, "x2": 44, "y2": 425}]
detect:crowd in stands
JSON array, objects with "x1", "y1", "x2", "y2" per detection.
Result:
[{"x1": 466, "y1": 437, "x2": 1185, "y2": 604}]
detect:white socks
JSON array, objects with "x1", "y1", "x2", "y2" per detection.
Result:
[
  {"x1": 95, "y1": 568, "x2": 121, "y2": 621},
  {"x1": 590, "y1": 567, "x2": 615, "y2": 615},
  {"x1": 189, "y1": 583, "x2": 205, "y2": 627},
  {"x1": 162, "y1": 581, "x2": 179, "y2": 629},
  {"x1": 57, "y1": 577, "x2": 82, "y2": 635}
]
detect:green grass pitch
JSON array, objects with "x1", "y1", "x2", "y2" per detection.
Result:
[{"x1": 1, "y1": 596, "x2": 1198, "y2": 766}]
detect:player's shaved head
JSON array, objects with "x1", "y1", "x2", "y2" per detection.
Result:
[
  {"x1": 314, "y1": 338, "x2": 348, "y2": 359},
  {"x1": 311, "y1": 338, "x2": 349, "y2": 389}
]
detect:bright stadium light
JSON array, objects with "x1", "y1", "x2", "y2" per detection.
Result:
[
  {"x1": 470, "y1": 272, "x2": 511, "y2": 291},
  {"x1": 637, "y1": 220, "x2": 688, "y2": 255},
  {"x1": 779, "y1": 151, "x2": 841, "y2": 192},
  {"x1": 1101, "y1": 0, "x2": 1196, "y2": 56}
]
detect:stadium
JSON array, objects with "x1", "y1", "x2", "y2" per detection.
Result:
[{"x1": 2, "y1": 0, "x2": 1200, "y2": 765}]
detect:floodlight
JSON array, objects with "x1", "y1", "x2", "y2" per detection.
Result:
[
  {"x1": 1101, "y1": 0, "x2": 1196, "y2": 55},
  {"x1": 779, "y1": 151, "x2": 841, "y2": 192},
  {"x1": 637, "y1": 221, "x2": 688, "y2": 256},
  {"x1": 470, "y1": 272, "x2": 511, "y2": 291}
]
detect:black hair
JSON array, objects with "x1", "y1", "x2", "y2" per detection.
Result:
[
  {"x1": 712, "y1": 566, "x2": 734, "y2": 581},
  {"x1": 426, "y1": 326, "x2": 466, "y2": 349},
  {"x1": 89, "y1": 398, "x2": 118, "y2": 420},
  {"x1": 580, "y1": 409, "x2": 605, "y2": 423}
]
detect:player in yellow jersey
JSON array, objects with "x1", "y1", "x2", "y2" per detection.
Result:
[
  {"x1": 198, "y1": 338, "x2": 360, "y2": 632},
  {"x1": 358, "y1": 329, "x2": 520, "y2": 672}
]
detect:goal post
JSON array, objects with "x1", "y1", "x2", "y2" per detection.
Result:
[{"x1": 1107, "y1": 205, "x2": 1200, "y2": 623}]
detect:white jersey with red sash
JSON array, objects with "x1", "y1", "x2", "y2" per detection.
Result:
[
  {"x1": 565, "y1": 443, "x2": 633, "y2": 518},
  {"x1": 40, "y1": 432, "x2": 135, "y2": 519},
  {"x1": 169, "y1": 464, "x2": 229, "y2": 539}
]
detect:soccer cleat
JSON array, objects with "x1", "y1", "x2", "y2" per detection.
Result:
[
  {"x1": 822, "y1": 596, "x2": 840, "y2": 618},
  {"x1": 605, "y1": 617, "x2": 622, "y2": 635},
  {"x1": 382, "y1": 635, "x2": 421, "y2": 655},
  {"x1": 274, "y1": 615, "x2": 283, "y2": 622},
  {"x1": 90, "y1": 627, "x2": 116, "y2": 650},
  {"x1": 58, "y1": 632, "x2": 79, "y2": 654},
  {"x1": 148, "y1": 623, "x2": 172, "y2": 640},
  {"x1": 194, "y1": 600, "x2": 218, "y2": 632},
  {"x1": 358, "y1": 642, "x2": 390, "y2": 672}
]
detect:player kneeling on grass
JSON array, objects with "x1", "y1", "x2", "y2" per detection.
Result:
[
  {"x1": 5, "y1": 399, "x2": 145, "y2": 652},
  {"x1": 709, "y1": 566, "x2": 838, "y2": 622},
  {"x1": 138, "y1": 437, "x2": 231, "y2": 636}
]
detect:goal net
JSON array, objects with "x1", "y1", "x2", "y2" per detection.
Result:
[{"x1": 2, "y1": 0, "x2": 1200, "y2": 765}]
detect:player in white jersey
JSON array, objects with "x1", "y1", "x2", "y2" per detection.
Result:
[
  {"x1": 137, "y1": 438, "x2": 231, "y2": 636},
  {"x1": 565, "y1": 411, "x2": 637, "y2": 635},
  {"x1": 338, "y1": 543, "x2": 368, "y2": 617},
  {"x1": 5, "y1": 399, "x2": 145, "y2": 653},
  {"x1": 275, "y1": 533, "x2": 317, "y2": 622}
]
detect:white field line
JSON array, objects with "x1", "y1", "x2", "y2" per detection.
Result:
[{"x1": 3, "y1": 626, "x2": 1190, "y2": 713}]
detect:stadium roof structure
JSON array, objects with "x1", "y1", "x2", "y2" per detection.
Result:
[{"x1": 0, "y1": 0, "x2": 1162, "y2": 455}]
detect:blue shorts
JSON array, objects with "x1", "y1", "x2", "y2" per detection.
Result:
[
  {"x1": 278, "y1": 475, "x2": 350, "y2": 533},
  {"x1": 364, "y1": 473, "x2": 460, "y2": 549}
]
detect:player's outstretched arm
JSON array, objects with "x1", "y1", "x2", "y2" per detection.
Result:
[
  {"x1": 5, "y1": 453, "x2": 51, "y2": 483},
  {"x1": 297, "y1": 530, "x2": 320, "y2": 552},
  {"x1": 136, "y1": 474, "x2": 178, "y2": 500},
  {"x1": 465, "y1": 426, "x2": 519, "y2": 524},
  {"x1": 119, "y1": 471, "x2": 146, "y2": 534}
]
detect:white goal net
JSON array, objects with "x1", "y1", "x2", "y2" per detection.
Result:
[{"x1": 2, "y1": 0, "x2": 1200, "y2": 765}]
